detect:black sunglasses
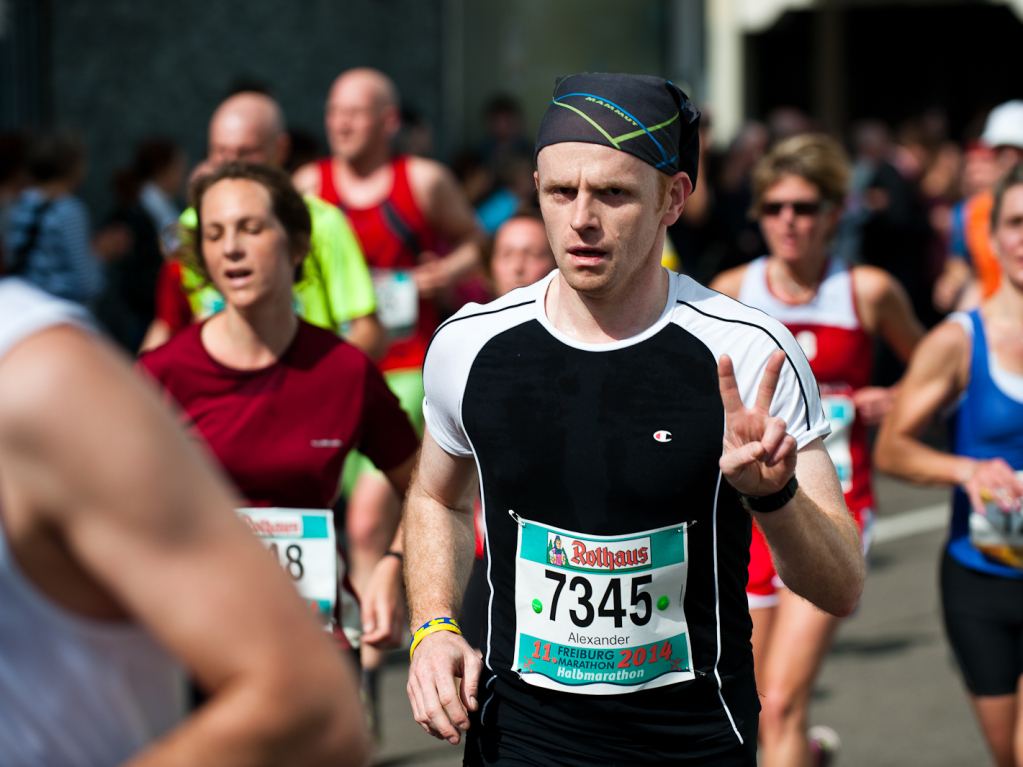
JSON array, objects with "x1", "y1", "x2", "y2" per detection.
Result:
[{"x1": 761, "y1": 200, "x2": 827, "y2": 217}]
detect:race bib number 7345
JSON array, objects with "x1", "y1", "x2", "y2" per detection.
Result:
[{"x1": 510, "y1": 512, "x2": 694, "y2": 695}]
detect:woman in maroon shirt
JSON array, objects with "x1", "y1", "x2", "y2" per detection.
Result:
[{"x1": 140, "y1": 162, "x2": 418, "y2": 654}]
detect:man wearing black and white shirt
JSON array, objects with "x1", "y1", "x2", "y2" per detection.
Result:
[{"x1": 403, "y1": 73, "x2": 864, "y2": 766}]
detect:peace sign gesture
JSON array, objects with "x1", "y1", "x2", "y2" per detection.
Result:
[{"x1": 718, "y1": 350, "x2": 798, "y2": 498}]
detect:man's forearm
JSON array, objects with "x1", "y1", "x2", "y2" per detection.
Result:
[
  {"x1": 344, "y1": 314, "x2": 386, "y2": 361},
  {"x1": 403, "y1": 484, "x2": 476, "y2": 628},
  {"x1": 126, "y1": 668, "x2": 364, "y2": 767},
  {"x1": 443, "y1": 238, "x2": 482, "y2": 284},
  {"x1": 755, "y1": 487, "x2": 864, "y2": 617},
  {"x1": 875, "y1": 431, "x2": 974, "y2": 487}
]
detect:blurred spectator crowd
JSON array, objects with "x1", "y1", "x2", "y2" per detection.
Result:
[{"x1": 2, "y1": 80, "x2": 1022, "y2": 392}]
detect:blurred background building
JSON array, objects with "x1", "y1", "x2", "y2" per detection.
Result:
[{"x1": 3, "y1": 0, "x2": 1022, "y2": 216}]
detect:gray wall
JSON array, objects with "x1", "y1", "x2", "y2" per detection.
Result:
[
  {"x1": 461, "y1": 0, "x2": 671, "y2": 148},
  {"x1": 48, "y1": 0, "x2": 444, "y2": 218}
]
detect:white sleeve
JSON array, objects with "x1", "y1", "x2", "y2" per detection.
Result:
[
  {"x1": 421, "y1": 290, "x2": 541, "y2": 459},
  {"x1": 422, "y1": 325, "x2": 474, "y2": 458},
  {"x1": 765, "y1": 328, "x2": 831, "y2": 449},
  {"x1": 0, "y1": 278, "x2": 93, "y2": 361},
  {"x1": 674, "y1": 293, "x2": 830, "y2": 448},
  {"x1": 947, "y1": 311, "x2": 974, "y2": 341}
]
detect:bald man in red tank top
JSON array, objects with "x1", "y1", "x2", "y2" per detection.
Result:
[
  {"x1": 294, "y1": 68, "x2": 482, "y2": 363},
  {"x1": 294, "y1": 67, "x2": 482, "y2": 712}
]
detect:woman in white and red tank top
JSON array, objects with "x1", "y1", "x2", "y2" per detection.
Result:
[{"x1": 712, "y1": 134, "x2": 924, "y2": 767}]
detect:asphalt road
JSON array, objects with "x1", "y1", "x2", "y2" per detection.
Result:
[{"x1": 370, "y1": 476, "x2": 991, "y2": 766}]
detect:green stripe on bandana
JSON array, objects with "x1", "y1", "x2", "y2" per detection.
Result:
[{"x1": 535, "y1": 72, "x2": 701, "y2": 183}]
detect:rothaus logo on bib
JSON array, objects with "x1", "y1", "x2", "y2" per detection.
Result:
[
  {"x1": 550, "y1": 532, "x2": 650, "y2": 572},
  {"x1": 241, "y1": 513, "x2": 304, "y2": 537},
  {"x1": 511, "y1": 511, "x2": 695, "y2": 695}
]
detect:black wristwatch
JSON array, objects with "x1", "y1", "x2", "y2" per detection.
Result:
[{"x1": 739, "y1": 475, "x2": 799, "y2": 513}]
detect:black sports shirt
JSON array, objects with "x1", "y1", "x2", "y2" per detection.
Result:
[{"x1": 423, "y1": 269, "x2": 829, "y2": 763}]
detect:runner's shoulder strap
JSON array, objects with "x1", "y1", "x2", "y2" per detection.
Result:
[
  {"x1": 318, "y1": 158, "x2": 342, "y2": 208},
  {"x1": 380, "y1": 156, "x2": 425, "y2": 257}
]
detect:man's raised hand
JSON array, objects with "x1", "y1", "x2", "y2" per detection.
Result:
[{"x1": 718, "y1": 350, "x2": 798, "y2": 497}]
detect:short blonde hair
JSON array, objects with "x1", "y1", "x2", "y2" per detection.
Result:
[{"x1": 751, "y1": 133, "x2": 850, "y2": 217}]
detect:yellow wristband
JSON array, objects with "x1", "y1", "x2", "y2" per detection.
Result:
[{"x1": 409, "y1": 618, "x2": 462, "y2": 660}]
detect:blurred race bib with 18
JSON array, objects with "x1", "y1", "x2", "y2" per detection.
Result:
[{"x1": 237, "y1": 508, "x2": 337, "y2": 629}]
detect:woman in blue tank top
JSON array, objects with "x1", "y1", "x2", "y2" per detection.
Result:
[{"x1": 876, "y1": 163, "x2": 1023, "y2": 767}]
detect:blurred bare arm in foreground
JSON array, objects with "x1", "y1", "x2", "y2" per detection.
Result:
[{"x1": 0, "y1": 325, "x2": 369, "y2": 767}]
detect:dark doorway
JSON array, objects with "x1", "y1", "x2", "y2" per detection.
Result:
[
  {"x1": 747, "y1": 3, "x2": 1023, "y2": 140},
  {"x1": 845, "y1": 4, "x2": 1023, "y2": 140},
  {"x1": 745, "y1": 11, "x2": 813, "y2": 124}
]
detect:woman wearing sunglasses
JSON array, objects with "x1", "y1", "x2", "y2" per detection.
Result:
[{"x1": 711, "y1": 133, "x2": 923, "y2": 767}]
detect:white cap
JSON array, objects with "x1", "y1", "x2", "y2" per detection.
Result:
[{"x1": 981, "y1": 100, "x2": 1023, "y2": 150}]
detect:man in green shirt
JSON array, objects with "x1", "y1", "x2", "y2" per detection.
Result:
[{"x1": 142, "y1": 92, "x2": 384, "y2": 358}]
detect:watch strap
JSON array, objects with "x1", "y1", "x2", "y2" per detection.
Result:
[{"x1": 740, "y1": 474, "x2": 799, "y2": 513}]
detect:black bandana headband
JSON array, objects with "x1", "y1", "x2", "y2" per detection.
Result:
[{"x1": 534, "y1": 72, "x2": 701, "y2": 184}]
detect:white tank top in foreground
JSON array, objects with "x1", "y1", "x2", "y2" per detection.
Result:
[{"x1": 0, "y1": 278, "x2": 186, "y2": 766}]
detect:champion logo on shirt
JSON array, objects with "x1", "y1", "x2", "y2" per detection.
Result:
[
  {"x1": 311, "y1": 439, "x2": 344, "y2": 448},
  {"x1": 653, "y1": 430, "x2": 672, "y2": 443}
]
